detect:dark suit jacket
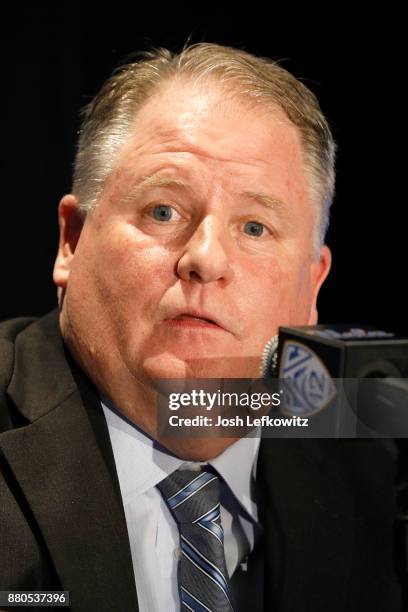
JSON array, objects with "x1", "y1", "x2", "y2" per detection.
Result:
[{"x1": 0, "y1": 311, "x2": 402, "y2": 611}]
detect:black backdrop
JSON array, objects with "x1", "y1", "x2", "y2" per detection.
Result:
[{"x1": 1, "y1": 10, "x2": 405, "y2": 334}]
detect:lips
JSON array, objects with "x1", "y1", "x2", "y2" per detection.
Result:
[
  {"x1": 163, "y1": 309, "x2": 225, "y2": 330},
  {"x1": 173, "y1": 315, "x2": 218, "y2": 327}
]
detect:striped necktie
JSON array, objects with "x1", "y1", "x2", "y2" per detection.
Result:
[{"x1": 157, "y1": 467, "x2": 235, "y2": 611}]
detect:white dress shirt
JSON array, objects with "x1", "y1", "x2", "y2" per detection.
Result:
[{"x1": 102, "y1": 399, "x2": 262, "y2": 612}]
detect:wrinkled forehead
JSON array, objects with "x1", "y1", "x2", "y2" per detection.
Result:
[{"x1": 113, "y1": 79, "x2": 307, "y2": 183}]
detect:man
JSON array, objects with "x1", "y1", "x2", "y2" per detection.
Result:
[{"x1": 0, "y1": 44, "x2": 401, "y2": 610}]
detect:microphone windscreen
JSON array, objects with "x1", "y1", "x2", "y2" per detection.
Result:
[{"x1": 260, "y1": 335, "x2": 279, "y2": 379}]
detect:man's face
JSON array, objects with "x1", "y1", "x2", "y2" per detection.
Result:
[{"x1": 54, "y1": 80, "x2": 331, "y2": 446}]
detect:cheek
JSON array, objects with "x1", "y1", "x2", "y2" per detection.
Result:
[
  {"x1": 292, "y1": 263, "x2": 313, "y2": 320},
  {"x1": 242, "y1": 256, "x2": 312, "y2": 334},
  {"x1": 91, "y1": 223, "x2": 177, "y2": 304},
  {"x1": 68, "y1": 220, "x2": 179, "y2": 345}
]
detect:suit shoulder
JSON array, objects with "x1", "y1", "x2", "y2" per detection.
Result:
[
  {"x1": 0, "y1": 316, "x2": 37, "y2": 431},
  {"x1": 0, "y1": 316, "x2": 37, "y2": 380},
  {"x1": 0, "y1": 316, "x2": 37, "y2": 342}
]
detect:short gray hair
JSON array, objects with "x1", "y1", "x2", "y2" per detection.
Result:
[{"x1": 73, "y1": 43, "x2": 336, "y2": 256}]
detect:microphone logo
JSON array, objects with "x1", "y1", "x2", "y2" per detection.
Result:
[{"x1": 280, "y1": 341, "x2": 337, "y2": 416}]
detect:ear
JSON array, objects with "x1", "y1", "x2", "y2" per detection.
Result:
[
  {"x1": 308, "y1": 244, "x2": 332, "y2": 325},
  {"x1": 53, "y1": 194, "x2": 84, "y2": 291}
]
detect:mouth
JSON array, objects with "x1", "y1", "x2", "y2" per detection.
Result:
[{"x1": 163, "y1": 311, "x2": 225, "y2": 330}]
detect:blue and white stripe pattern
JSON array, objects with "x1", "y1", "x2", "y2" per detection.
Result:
[{"x1": 157, "y1": 468, "x2": 234, "y2": 611}]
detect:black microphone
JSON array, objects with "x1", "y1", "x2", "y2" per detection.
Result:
[
  {"x1": 261, "y1": 323, "x2": 408, "y2": 599},
  {"x1": 261, "y1": 323, "x2": 408, "y2": 437}
]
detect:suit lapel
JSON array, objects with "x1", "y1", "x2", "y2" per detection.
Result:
[
  {"x1": 0, "y1": 311, "x2": 138, "y2": 611},
  {"x1": 258, "y1": 438, "x2": 354, "y2": 611}
]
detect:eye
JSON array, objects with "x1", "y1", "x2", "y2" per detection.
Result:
[
  {"x1": 152, "y1": 204, "x2": 175, "y2": 221},
  {"x1": 244, "y1": 220, "x2": 265, "y2": 237}
]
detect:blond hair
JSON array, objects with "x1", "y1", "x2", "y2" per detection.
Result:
[{"x1": 73, "y1": 43, "x2": 336, "y2": 255}]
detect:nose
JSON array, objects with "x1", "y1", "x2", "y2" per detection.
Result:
[{"x1": 176, "y1": 215, "x2": 234, "y2": 285}]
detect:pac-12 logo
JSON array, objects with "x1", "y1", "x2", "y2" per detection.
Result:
[{"x1": 279, "y1": 341, "x2": 336, "y2": 416}]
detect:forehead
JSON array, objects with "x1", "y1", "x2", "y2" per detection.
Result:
[{"x1": 109, "y1": 80, "x2": 311, "y2": 211}]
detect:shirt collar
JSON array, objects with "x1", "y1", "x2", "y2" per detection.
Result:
[{"x1": 101, "y1": 398, "x2": 260, "y2": 522}]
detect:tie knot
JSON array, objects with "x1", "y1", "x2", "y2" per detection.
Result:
[{"x1": 157, "y1": 466, "x2": 221, "y2": 525}]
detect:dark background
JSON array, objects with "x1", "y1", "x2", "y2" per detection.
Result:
[{"x1": 1, "y1": 10, "x2": 405, "y2": 333}]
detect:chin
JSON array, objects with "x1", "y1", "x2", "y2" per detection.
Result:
[
  {"x1": 142, "y1": 352, "x2": 262, "y2": 382},
  {"x1": 142, "y1": 354, "x2": 193, "y2": 381}
]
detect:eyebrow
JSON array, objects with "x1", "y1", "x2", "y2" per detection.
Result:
[
  {"x1": 124, "y1": 175, "x2": 192, "y2": 200},
  {"x1": 124, "y1": 175, "x2": 294, "y2": 224},
  {"x1": 242, "y1": 191, "x2": 293, "y2": 220}
]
